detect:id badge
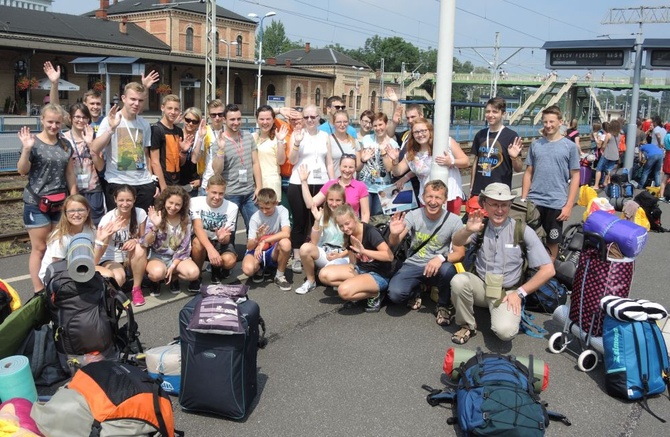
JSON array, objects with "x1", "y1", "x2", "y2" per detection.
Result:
[
  {"x1": 77, "y1": 173, "x2": 89, "y2": 188},
  {"x1": 238, "y1": 169, "x2": 248, "y2": 183},
  {"x1": 312, "y1": 167, "x2": 322, "y2": 179},
  {"x1": 485, "y1": 272, "x2": 504, "y2": 299}
]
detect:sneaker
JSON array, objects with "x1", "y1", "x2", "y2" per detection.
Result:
[
  {"x1": 149, "y1": 281, "x2": 161, "y2": 297},
  {"x1": 211, "y1": 267, "x2": 222, "y2": 285},
  {"x1": 364, "y1": 293, "x2": 381, "y2": 313},
  {"x1": 252, "y1": 269, "x2": 265, "y2": 283},
  {"x1": 169, "y1": 279, "x2": 180, "y2": 295},
  {"x1": 274, "y1": 275, "x2": 292, "y2": 291},
  {"x1": 131, "y1": 287, "x2": 145, "y2": 306},
  {"x1": 342, "y1": 299, "x2": 359, "y2": 309},
  {"x1": 295, "y1": 280, "x2": 316, "y2": 295},
  {"x1": 291, "y1": 259, "x2": 303, "y2": 273},
  {"x1": 188, "y1": 278, "x2": 202, "y2": 294}
]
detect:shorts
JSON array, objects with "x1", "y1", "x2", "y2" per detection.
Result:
[
  {"x1": 23, "y1": 203, "x2": 61, "y2": 229},
  {"x1": 148, "y1": 251, "x2": 177, "y2": 269},
  {"x1": 354, "y1": 265, "x2": 390, "y2": 293},
  {"x1": 315, "y1": 246, "x2": 349, "y2": 269},
  {"x1": 207, "y1": 240, "x2": 237, "y2": 259},
  {"x1": 245, "y1": 242, "x2": 279, "y2": 269},
  {"x1": 595, "y1": 156, "x2": 617, "y2": 174},
  {"x1": 535, "y1": 205, "x2": 563, "y2": 245}
]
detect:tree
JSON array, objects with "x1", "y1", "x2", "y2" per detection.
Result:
[{"x1": 257, "y1": 20, "x2": 298, "y2": 59}]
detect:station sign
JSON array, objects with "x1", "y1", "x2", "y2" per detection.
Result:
[
  {"x1": 643, "y1": 39, "x2": 670, "y2": 70},
  {"x1": 542, "y1": 39, "x2": 634, "y2": 70}
]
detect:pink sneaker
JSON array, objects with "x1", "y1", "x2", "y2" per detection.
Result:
[{"x1": 131, "y1": 287, "x2": 145, "y2": 306}]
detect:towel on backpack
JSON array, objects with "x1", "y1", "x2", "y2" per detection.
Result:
[
  {"x1": 187, "y1": 295, "x2": 244, "y2": 335},
  {"x1": 600, "y1": 296, "x2": 668, "y2": 322}
]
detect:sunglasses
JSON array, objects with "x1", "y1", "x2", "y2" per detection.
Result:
[
  {"x1": 184, "y1": 118, "x2": 199, "y2": 125},
  {"x1": 332, "y1": 105, "x2": 346, "y2": 110},
  {"x1": 342, "y1": 153, "x2": 357, "y2": 160},
  {"x1": 303, "y1": 115, "x2": 318, "y2": 120},
  {"x1": 210, "y1": 112, "x2": 224, "y2": 118}
]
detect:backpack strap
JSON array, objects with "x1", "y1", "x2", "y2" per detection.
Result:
[
  {"x1": 31, "y1": 326, "x2": 48, "y2": 377},
  {"x1": 408, "y1": 211, "x2": 450, "y2": 257},
  {"x1": 632, "y1": 322, "x2": 667, "y2": 423},
  {"x1": 151, "y1": 379, "x2": 172, "y2": 437}
]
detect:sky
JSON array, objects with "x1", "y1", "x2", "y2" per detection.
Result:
[{"x1": 51, "y1": 0, "x2": 670, "y2": 77}]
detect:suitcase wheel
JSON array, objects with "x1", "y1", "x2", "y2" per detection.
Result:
[{"x1": 577, "y1": 349, "x2": 599, "y2": 372}]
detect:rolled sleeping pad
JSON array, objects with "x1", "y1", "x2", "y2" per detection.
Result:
[
  {"x1": 442, "y1": 347, "x2": 549, "y2": 393},
  {"x1": 66, "y1": 232, "x2": 96, "y2": 283},
  {"x1": 551, "y1": 305, "x2": 604, "y2": 355},
  {"x1": 583, "y1": 210, "x2": 648, "y2": 258}
]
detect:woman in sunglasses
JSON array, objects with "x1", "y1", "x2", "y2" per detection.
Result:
[
  {"x1": 385, "y1": 118, "x2": 469, "y2": 214},
  {"x1": 287, "y1": 104, "x2": 334, "y2": 273},
  {"x1": 356, "y1": 112, "x2": 399, "y2": 215},
  {"x1": 329, "y1": 110, "x2": 358, "y2": 178},
  {"x1": 179, "y1": 107, "x2": 205, "y2": 195}
]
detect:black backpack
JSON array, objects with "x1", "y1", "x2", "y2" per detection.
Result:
[
  {"x1": 44, "y1": 260, "x2": 141, "y2": 361},
  {"x1": 553, "y1": 223, "x2": 584, "y2": 289},
  {"x1": 634, "y1": 191, "x2": 665, "y2": 232}
]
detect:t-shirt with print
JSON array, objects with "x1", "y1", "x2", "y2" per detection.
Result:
[
  {"x1": 64, "y1": 131, "x2": 102, "y2": 194},
  {"x1": 248, "y1": 205, "x2": 290, "y2": 241},
  {"x1": 38, "y1": 227, "x2": 96, "y2": 281},
  {"x1": 150, "y1": 121, "x2": 184, "y2": 185},
  {"x1": 98, "y1": 115, "x2": 153, "y2": 185},
  {"x1": 219, "y1": 130, "x2": 256, "y2": 196},
  {"x1": 406, "y1": 151, "x2": 432, "y2": 202},
  {"x1": 354, "y1": 223, "x2": 392, "y2": 277},
  {"x1": 470, "y1": 126, "x2": 520, "y2": 196},
  {"x1": 356, "y1": 135, "x2": 399, "y2": 187},
  {"x1": 318, "y1": 216, "x2": 344, "y2": 248},
  {"x1": 143, "y1": 219, "x2": 192, "y2": 261},
  {"x1": 98, "y1": 208, "x2": 148, "y2": 263},
  {"x1": 190, "y1": 196, "x2": 239, "y2": 241},
  {"x1": 525, "y1": 136, "x2": 580, "y2": 210},
  {"x1": 403, "y1": 209, "x2": 462, "y2": 267},
  {"x1": 22, "y1": 137, "x2": 73, "y2": 205}
]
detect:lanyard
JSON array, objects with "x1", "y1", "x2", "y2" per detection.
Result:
[
  {"x1": 224, "y1": 131, "x2": 245, "y2": 166},
  {"x1": 70, "y1": 130, "x2": 85, "y2": 166},
  {"x1": 485, "y1": 126, "x2": 505, "y2": 159},
  {"x1": 121, "y1": 116, "x2": 139, "y2": 147}
]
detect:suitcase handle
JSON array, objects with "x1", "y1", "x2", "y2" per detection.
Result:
[{"x1": 582, "y1": 231, "x2": 608, "y2": 262}]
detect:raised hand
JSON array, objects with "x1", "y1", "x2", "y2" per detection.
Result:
[
  {"x1": 298, "y1": 164, "x2": 310, "y2": 182},
  {"x1": 386, "y1": 86, "x2": 398, "y2": 103},
  {"x1": 147, "y1": 206, "x2": 162, "y2": 228},
  {"x1": 349, "y1": 235, "x2": 364, "y2": 254},
  {"x1": 216, "y1": 130, "x2": 227, "y2": 152},
  {"x1": 276, "y1": 124, "x2": 289, "y2": 142},
  {"x1": 310, "y1": 204, "x2": 322, "y2": 222},
  {"x1": 507, "y1": 137, "x2": 523, "y2": 159},
  {"x1": 43, "y1": 61, "x2": 60, "y2": 83},
  {"x1": 18, "y1": 126, "x2": 35, "y2": 150},
  {"x1": 293, "y1": 128, "x2": 305, "y2": 145},
  {"x1": 388, "y1": 212, "x2": 406, "y2": 236},
  {"x1": 466, "y1": 209, "x2": 486, "y2": 234},
  {"x1": 360, "y1": 148, "x2": 374, "y2": 163},
  {"x1": 385, "y1": 145, "x2": 399, "y2": 162},
  {"x1": 141, "y1": 70, "x2": 160, "y2": 89},
  {"x1": 107, "y1": 105, "x2": 121, "y2": 130},
  {"x1": 181, "y1": 134, "x2": 195, "y2": 152},
  {"x1": 82, "y1": 124, "x2": 94, "y2": 144}
]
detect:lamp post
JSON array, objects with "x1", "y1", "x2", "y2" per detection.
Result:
[
  {"x1": 220, "y1": 39, "x2": 238, "y2": 105},
  {"x1": 248, "y1": 11, "x2": 276, "y2": 110},
  {"x1": 352, "y1": 66, "x2": 364, "y2": 120}
]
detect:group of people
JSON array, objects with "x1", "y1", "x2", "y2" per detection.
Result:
[{"x1": 20, "y1": 64, "x2": 584, "y2": 343}]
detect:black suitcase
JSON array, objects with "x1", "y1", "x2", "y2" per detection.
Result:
[{"x1": 178, "y1": 294, "x2": 265, "y2": 419}]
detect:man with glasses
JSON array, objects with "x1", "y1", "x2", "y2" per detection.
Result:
[
  {"x1": 319, "y1": 96, "x2": 358, "y2": 138},
  {"x1": 150, "y1": 94, "x2": 192, "y2": 190},
  {"x1": 449, "y1": 183, "x2": 555, "y2": 344},
  {"x1": 196, "y1": 99, "x2": 226, "y2": 195},
  {"x1": 212, "y1": 103, "x2": 262, "y2": 238}
]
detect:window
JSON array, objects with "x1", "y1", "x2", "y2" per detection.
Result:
[
  {"x1": 266, "y1": 84, "x2": 275, "y2": 97},
  {"x1": 370, "y1": 91, "x2": 377, "y2": 112},
  {"x1": 234, "y1": 76, "x2": 243, "y2": 104},
  {"x1": 236, "y1": 35, "x2": 243, "y2": 57},
  {"x1": 348, "y1": 90, "x2": 354, "y2": 108},
  {"x1": 295, "y1": 86, "x2": 302, "y2": 106},
  {"x1": 185, "y1": 28, "x2": 194, "y2": 52},
  {"x1": 315, "y1": 88, "x2": 321, "y2": 108}
]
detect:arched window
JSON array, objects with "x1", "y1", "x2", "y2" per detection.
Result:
[
  {"x1": 234, "y1": 76, "x2": 243, "y2": 104},
  {"x1": 266, "y1": 84, "x2": 275, "y2": 97},
  {"x1": 215, "y1": 31, "x2": 220, "y2": 55},
  {"x1": 315, "y1": 88, "x2": 321, "y2": 108},
  {"x1": 370, "y1": 91, "x2": 377, "y2": 112},
  {"x1": 348, "y1": 90, "x2": 354, "y2": 108},
  {"x1": 236, "y1": 35, "x2": 243, "y2": 57},
  {"x1": 185, "y1": 27, "x2": 194, "y2": 52},
  {"x1": 295, "y1": 86, "x2": 302, "y2": 106}
]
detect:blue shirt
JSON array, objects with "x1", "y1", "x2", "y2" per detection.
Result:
[
  {"x1": 319, "y1": 122, "x2": 358, "y2": 139},
  {"x1": 640, "y1": 143, "x2": 664, "y2": 158},
  {"x1": 526, "y1": 137, "x2": 580, "y2": 210}
]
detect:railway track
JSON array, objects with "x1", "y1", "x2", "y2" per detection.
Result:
[{"x1": 0, "y1": 230, "x2": 28, "y2": 244}]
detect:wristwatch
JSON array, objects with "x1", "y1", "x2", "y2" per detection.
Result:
[{"x1": 517, "y1": 287, "x2": 527, "y2": 299}]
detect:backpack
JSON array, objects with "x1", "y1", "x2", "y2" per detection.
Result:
[
  {"x1": 634, "y1": 191, "x2": 665, "y2": 232},
  {"x1": 0, "y1": 278, "x2": 21, "y2": 325},
  {"x1": 523, "y1": 277, "x2": 568, "y2": 314},
  {"x1": 601, "y1": 297, "x2": 670, "y2": 422},
  {"x1": 424, "y1": 348, "x2": 570, "y2": 436},
  {"x1": 44, "y1": 260, "x2": 141, "y2": 361},
  {"x1": 554, "y1": 223, "x2": 584, "y2": 288},
  {"x1": 16, "y1": 324, "x2": 71, "y2": 386}
]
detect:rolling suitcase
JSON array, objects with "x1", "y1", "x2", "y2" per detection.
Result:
[
  {"x1": 569, "y1": 233, "x2": 634, "y2": 338},
  {"x1": 178, "y1": 294, "x2": 265, "y2": 419},
  {"x1": 579, "y1": 165, "x2": 592, "y2": 186}
]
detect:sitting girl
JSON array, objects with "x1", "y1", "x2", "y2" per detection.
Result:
[
  {"x1": 294, "y1": 183, "x2": 349, "y2": 295},
  {"x1": 141, "y1": 186, "x2": 199, "y2": 297},
  {"x1": 318, "y1": 204, "x2": 393, "y2": 312}
]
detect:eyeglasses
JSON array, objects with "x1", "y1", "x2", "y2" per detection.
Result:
[
  {"x1": 72, "y1": 115, "x2": 89, "y2": 121},
  {"x1": 342, "y1": 153, "x2": 357, "y2": 160},
  {"x1": 360, "y1": 119, "x2": 372, "y2": 125},
  {"x1": 412, "y1": 129, "x2": 429, "y2": 136},
  {"x1": 65, "y1": 208, "x2": 87, "y2": 216},
  {"x1": 183, "y1": 118, "x2": 199, "y2": 125},
  {"x1": 303, "y1": 115, "x2": 318, "y2": 120},
  {"x1": 334, "y1": 120, "x2": 348, "y2": 125},
  {"x1": 485, "y1": 201, "x2": 510, "y2": 211},
  {"x1": 332, "y1": 105, "x2": 346, "y2": 110},
  {"x1": 210, "y1": 112, "x2": 224, "y2": 118}
]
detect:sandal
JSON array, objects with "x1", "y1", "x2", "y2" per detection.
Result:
[
  {"x1": 436, "y1": 306, "x2": 453, "y2": 326},
  {"x1": 408, "y1": 296, "x2": 422, "y2": 310},
  {"x1": 451, "y1": 326, "x2": 476, "y2": 344}
]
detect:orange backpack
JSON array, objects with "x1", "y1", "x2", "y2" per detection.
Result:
[{"x1": 618, "y1": 134, "x2": 627, "y2": 153}]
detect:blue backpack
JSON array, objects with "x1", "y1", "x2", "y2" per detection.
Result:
[
  {"x1": 424, "y1": 349, "x2": 570, "y2": 436},
  {"x1": 602, "y1": 316, "x2": 670, "y2": 422},
  {"x1": 524, "y1": 278, "x2": 568, "y2": 314}
]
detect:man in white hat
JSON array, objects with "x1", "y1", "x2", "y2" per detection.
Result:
[{"x1": 449, "y1": 183, "x2": 555, "y2": 344}]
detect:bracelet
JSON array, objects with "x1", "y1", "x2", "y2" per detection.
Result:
[
  {"x1": 95, "y1": 239, "x2": 107, "y2": 246},
  {"x1": 312, "y1": 226, "x2": 321, "y2": 231}
]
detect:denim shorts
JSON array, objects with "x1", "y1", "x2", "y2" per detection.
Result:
[
  {"x1": 23, "y1": 203, "x2": 61, "y2": 229},
  {"x1": 354, "y1": 265, "x2": 390, "y2": 292},
  {"x1": 595, "y1": 156, "x2": 617, "y2": 173},
  {"x1": 245, "y1": 242, "x2": 279, "y2": 269}
]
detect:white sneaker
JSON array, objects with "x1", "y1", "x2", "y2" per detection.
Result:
[
  {"x1": 295, "y1": 280, "x2": 316, "y2": 295},
  {"x1": 291, "y1": 259, "x2": 303, "y2": 273}
]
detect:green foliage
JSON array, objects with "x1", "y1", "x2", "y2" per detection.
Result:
[{"x1": 258, "y1": 20, "x2": 301, "y2": 59}]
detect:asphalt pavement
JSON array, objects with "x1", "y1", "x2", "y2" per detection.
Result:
[{"x1": 3, "y1": 185, "x2": 670, "y2": 437}]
